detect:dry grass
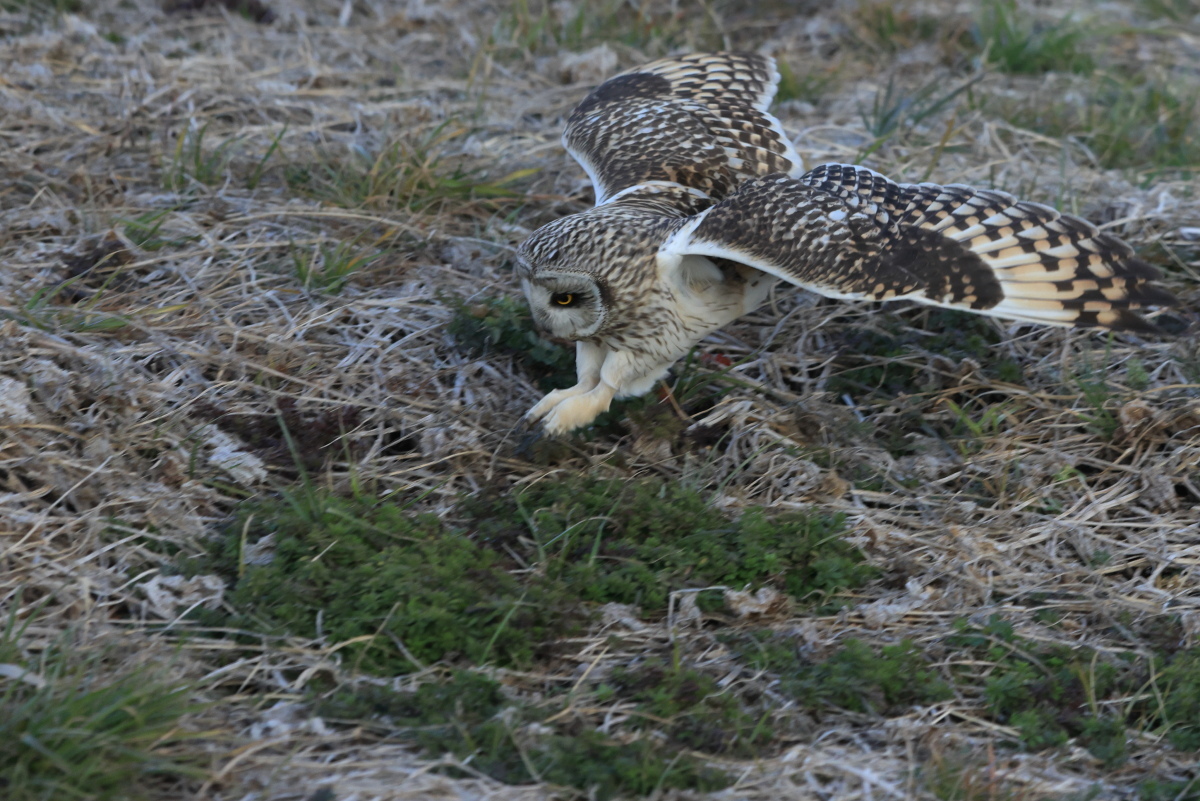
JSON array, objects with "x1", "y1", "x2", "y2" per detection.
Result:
[{"x1": 1, "y1": 0, "x2": 1198, "y2": 799}]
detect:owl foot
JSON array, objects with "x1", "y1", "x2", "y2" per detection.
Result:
[
  {"x1": 525, "y1": 382, "x2": 617, "y2": 436},
  {"x1": 524, "y1": 381, "x2": 597, "y2": 425}
]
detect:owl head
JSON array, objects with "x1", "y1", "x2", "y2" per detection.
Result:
[
  {"x1": 516, "y1": 210, "x2": 663, "y2": 341},
  {"x1": 518, "y1": 267, "x2": 608, "y2": 339}
]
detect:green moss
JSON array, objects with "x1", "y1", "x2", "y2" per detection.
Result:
[
  {"x1": 191, "y1": 476, "x2": 873, "y2": 676},
  {"x1": 477, "y1": 475, "x2": 874, "y2": 612},
  {"x1": 446, "y1": 294, "x2": 576, "y2": 390},
  {"x1": 945, "y1": 617, "x2": 1200, "y2": 764},
  {"x1": 1160, "y1": 648, "x2": 1200, "y2": 751},
  {"x1": 609, "y1": 658, "x2": 772, "y2": 756},
  {"x1": 317, "y1": 671, "x2": 729, "y2": 799},
  {"x1": 727, "y1": 634, "x2": 952, "y2": 715},
  {"x1": 190, "y1": 491, "x2": 578, "y2": 674}
]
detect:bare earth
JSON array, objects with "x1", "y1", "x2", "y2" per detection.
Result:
[{"x1": 1, "y1": 0, "x2": 1198, "y2": 799}]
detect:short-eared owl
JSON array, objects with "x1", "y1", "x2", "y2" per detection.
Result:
[{"x1": 516, "y1": 52, "x2": 1177, "y2": 436}]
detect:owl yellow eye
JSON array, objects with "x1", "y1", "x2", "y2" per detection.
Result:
[{"x1": 552, "y1": 292, "x2": 576, "y2": 306}]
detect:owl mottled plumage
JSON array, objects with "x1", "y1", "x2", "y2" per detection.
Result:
[{"x1": 517, "y1": 53, "x2": 1178, "y2": 435}]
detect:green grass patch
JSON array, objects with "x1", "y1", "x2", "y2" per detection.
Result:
[
  {"x1": 292, "y1": 239, "x2": 385, "y2": 294},
  {"x1": 969, "y1": 0, "x2": 1094, "y2": 75},
  {"x1": 0, "y1": 616, "x2": 204, "y2": 800},
  {"x1": 188, "y1": 476, "x2": 873, "y2": 675}
]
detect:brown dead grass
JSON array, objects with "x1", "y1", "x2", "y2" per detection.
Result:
[{"x1": 1, "y1": 0, "x2": 1198, "y2": 799}]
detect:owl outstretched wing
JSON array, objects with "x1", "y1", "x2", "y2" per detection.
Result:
[
  {"x1": 563, "y1": 52, "x2": 804, "y2": 207},
  {"x1": 663, "y1": 165, "x2": 1176, "y2": 331}
]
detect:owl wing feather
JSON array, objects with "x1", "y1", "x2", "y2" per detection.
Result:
[
  {"x1": 663, "y1": 167, "x2": 1176, "y2": 332},
  {"x1": 563, "y1": 52, "x2": 804, "y2": 206}
]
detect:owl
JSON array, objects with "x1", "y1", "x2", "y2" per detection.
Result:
[{"x1": 515, "y1": 52, "x2": 1177, "y2": 436}]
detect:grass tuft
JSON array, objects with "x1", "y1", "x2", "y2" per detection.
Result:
[
  {"x1": 845, "y1": 1, "x2": 945, "y2": 54},
  {"x1": 969, "y1": 0, "x2": 1094, "y2": 75},
  {"x1": 986, "y1": 75, "x2": 1200, "y2": 177},
  {"x1": 493, "y1": 0, "x2": 709, "y2": 58},
  {"x1": 0, "y1": 616, "x2": 204, "y2": 801},
  {"x1": 284, "y1": 123, "x2": 534, "y2": 213}
]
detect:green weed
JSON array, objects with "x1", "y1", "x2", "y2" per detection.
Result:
[
  {"x1": 1158, "y1": 648, "x2": 1200, "y2": 751},
  {"x1": 1074, "y1": 362, "x2": 1120, "y2": 440},
  {"x1": 10, "y1": 277, "x2": 133, "y2": 334},
  {"x1": 969, "y1": 0, "x2": 1094, "y2": 75},
  {"x1": 0, "y1": 614, "x2": 204, "y2": 800},
  {"x1": 858, "y1": 74, "x2": 979, "y2": 158},
  {"x1": 1125, "y1": 357, "x2": 1151, "y2": 391},
  {"x1": 944, "y1": 399, "x2": 1014, "y2": 455},
  {"x1": 117, "y1": 208, "x2": 197, "y2": 251}
]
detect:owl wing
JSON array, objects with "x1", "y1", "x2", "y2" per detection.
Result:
[
  {"x1": 661, "y1": 166, "x2": 1176, "y2": 332},
  {"x1": 563, "y1": 52, "x2": 804, "y2": 207}
]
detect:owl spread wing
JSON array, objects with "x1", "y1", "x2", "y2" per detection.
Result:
[
  {"x1": 563, "y1": 52, "x2": 804, "y2": 207},
  {"x1": 663, "y1": 165, "x2": 1176, "y2": 331}
]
